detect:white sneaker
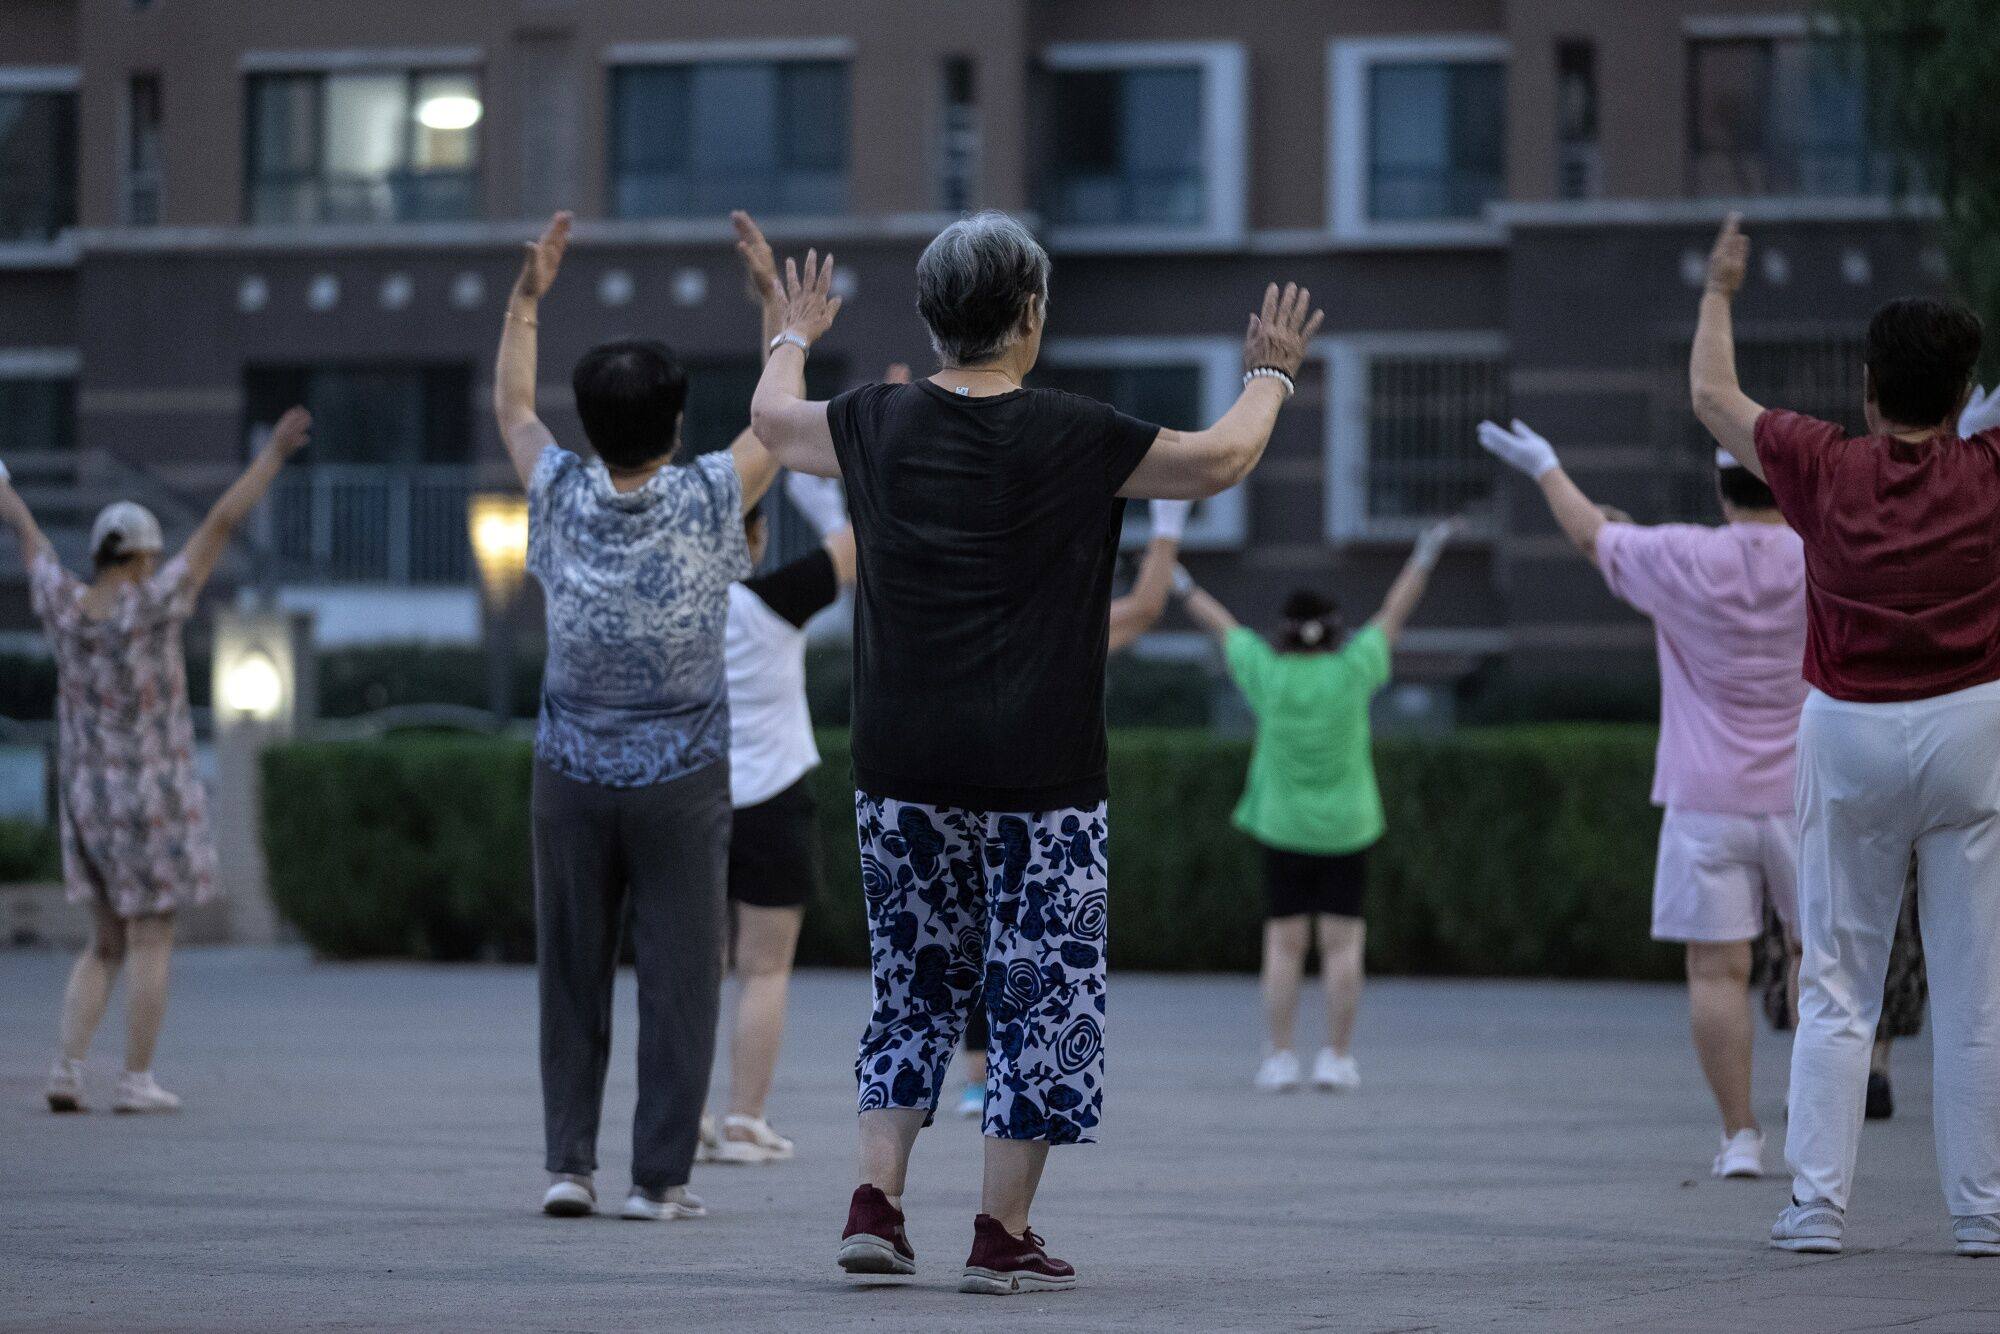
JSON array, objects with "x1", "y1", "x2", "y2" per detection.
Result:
[
  {"x1": 542, "y1": 1175, "x2": 596, "y2": 1217},
  {"x1": 46, "y1": 1057, "x2": 87, "y2": 1113},
  {"x1": 1714, "y1": 1128, "x2": 1764, "y2": 1179},
  {"x1": 1954, "y1": 1214, "x2": 2000, "y2": 1258},
  {"x1": 1254, "y1": 1050, "x2": 1302, "y2": 1092},
  {"x1": 1311, "y1": 1048, "x2": 1360, "y2": 1091},
  {"x1": 713, "y1": 1114, "x2": 794, "y2": 1164},
  {"x1": 112, "y1": 1071, "x2": 180, "y2": 1114},
  {"x1": 696, "y1": 1113, "x2": 722, "y2": 1164},
  {"x1": 621, "y1": 1186, "x2": 706, "y2": 1221},
  {"x1": 1770, "y1": 1198, "x2": 1843, "y2": 1253}
]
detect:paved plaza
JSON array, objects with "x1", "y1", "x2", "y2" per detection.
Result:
[{"x1": 0, "y1": 947, "x2": 1992, "y2": 1332}]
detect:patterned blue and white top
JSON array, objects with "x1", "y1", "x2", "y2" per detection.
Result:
[{"x1": 527, "y1": 444, "x2": 750, "y2": 788}]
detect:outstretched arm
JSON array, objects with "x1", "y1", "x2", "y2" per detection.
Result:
[
  {"x1": 0, "y1": 461, "x2": 53, "y2": 567},
  {"x1": 494, "y1": 212, "x2": 572, "y2": 489},
  {"x1": 1121, "y1": 284, "x2": 1323, "y2": 500},
  {"x1": 1108, "y1": 500, "x2": 1189, "y2": 651},
  {"x1": 1476, "y1": 418, "x2": 1614, "y2": 563},
  {"x1": 727, "y1": 211, "x2": 789, "y2": 512},
  {"x1": 1690, "y1": 212, "x2": 1765, "y2": 476},
  {"x1": 179, "y1": 406, "x2": 312, "y2": 593},
  {"x1": 749, "y1": 250, "x2": 844, "y2": 479},
  {"x1": 1178, "y1": 576, "x2": 1240, "y2": 640},
  {"x1": 1370, "y1": 519, "x2": 1455, "y2": 646}
]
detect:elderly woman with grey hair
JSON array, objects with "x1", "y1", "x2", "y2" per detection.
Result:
[{"x1": 751, "y1": 211, "x2": 1320, "y2": 1294}]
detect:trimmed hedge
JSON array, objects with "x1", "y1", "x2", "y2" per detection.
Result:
[
  {"x1": 263, "y1": 726, "x2": 1674, "y2": 979},
  {"x1": 0, "y1": 818, "x2": 60, "y2": 882}
]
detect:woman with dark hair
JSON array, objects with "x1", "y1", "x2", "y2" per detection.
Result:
[
  {"x1": 749, "y1": 212, "x2": 1320, "y2": 1293},
  {"x1": 1694, "y1": 211, "x2": 2000, "y2": 1257},
  {"x1": 1177, "y1": 521, "x2": 1454, "y2": 1094},
  {"x1": 0, "y1": 407, "x2": 312, "y2": 1114}
]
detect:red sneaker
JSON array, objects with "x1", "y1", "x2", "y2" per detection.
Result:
[
  {"x1": 837, "y1": 1184, "x2": 916, "y2": 1276},
  {"x1": 959, "y1": 1214, "x2": 1077, "y2": 1295}
]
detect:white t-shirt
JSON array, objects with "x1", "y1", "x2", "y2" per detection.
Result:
[{"x1": 724, "y1": 546, "x2": 839, "y2": 808}]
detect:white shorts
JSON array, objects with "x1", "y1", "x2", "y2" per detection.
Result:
[{"x1": 1651, "y1": 807, "x2": 1798, "y2": 944}]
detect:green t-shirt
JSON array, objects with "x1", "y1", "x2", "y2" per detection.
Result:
[{"x1": 1224, "y1": 623, "x2": 1390, "y2": 856}]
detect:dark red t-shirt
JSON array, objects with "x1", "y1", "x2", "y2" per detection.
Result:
[{"x1": 1755, "y1": 409, "x2": 2000, "y2": 702}]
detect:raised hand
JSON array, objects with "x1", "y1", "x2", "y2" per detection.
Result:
[
  {"x1": 1242, "y1": 282, "x2": 1325, "y2": 378},
  {"x1": 777, "y1": 250, "x2": 843, "y2": 346},
  {"x1": 1706, "y1": 211, "x2": 1748, "y2": 299},
  {"x1": 1476, "y1": 418, "x2": 1560, "y2": 478},
  {"x1": 268, "y1": 406, "x2": 313, "y2": 458},
  {"x1": 1411, "y1": 517, "x2": 1458, "y2": 571},
  {"x1": 1960, "y1": 383, "x2": 2000, "y2": 437},
  {"x1": 513, "y1": 211, "x2": 573, "y2": 304},
  {"x1": 732, "y1": 210, "x2": 780, "y2": 308}
]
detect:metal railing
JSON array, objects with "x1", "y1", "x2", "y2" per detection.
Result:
[{"x1": 265, "y1": 465, "x2": 475, "y2": 585}]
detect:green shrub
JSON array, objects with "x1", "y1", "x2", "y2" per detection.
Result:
[
  {"x1": 0, "y1": 818, "x2": 60, "y2": 882},
  {"x1": 263, "y1": 726, "x2": 1675, "y2": 979}
]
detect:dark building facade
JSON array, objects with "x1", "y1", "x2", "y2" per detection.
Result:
[{"x1": 0, "y1": 0, "x2": 1941, "y2": 703}]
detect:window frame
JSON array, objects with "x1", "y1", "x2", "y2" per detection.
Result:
[
  {"x1": 1320, "y1": 330, "x2": 1509, "y2": 542},
  {"x1": 0, "y1": 347, "x2": 81, "y2": 456},
  {"x1": 1039, "y1": 41, "x2": 1247, "y2": 252},
  {"x1": 1327, "y1": 35, "x2": 1509, "y2": 247},
  {"x1": 1037, "y1": 336, "x2": 1247, "y2": 551},
  {"x1": 240, "y1": 51, "x2": 484, "y2": 227},
  {"x1": 0, "y1": 67, "x2": 81, "y2": 248},
  {"x1": 602, "y1": 38, "x2": 855, "y2": 222}
]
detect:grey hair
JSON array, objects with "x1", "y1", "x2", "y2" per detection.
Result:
[{"x1": 914, "y1": 211, "x2": 1051, "y2": 366}]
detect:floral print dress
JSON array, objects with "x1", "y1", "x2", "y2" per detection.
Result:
[{"x1": 31, "y1": 552, "x2": 217, "y2": 917}]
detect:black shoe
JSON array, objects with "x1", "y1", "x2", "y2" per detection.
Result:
[{"x1": 1865, "y1": 1071, "x2": 1894, "y2": 1120}]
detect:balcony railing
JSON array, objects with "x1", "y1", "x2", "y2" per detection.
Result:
[{"x1": 265, "y1": 465, "x2": 475, "y2": 585}]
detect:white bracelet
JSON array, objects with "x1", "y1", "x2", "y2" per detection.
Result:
[
  {"x1": 769, "y1": 331, "x2": 811, "y2": 356},
  {"x1": 1243, "y1": 366, "x2": 1296, "y2": 398}
]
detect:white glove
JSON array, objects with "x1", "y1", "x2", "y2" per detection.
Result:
[
  {"x1": 1476, "y1": 418, "x2": 1560, "y2": 479},
  {"x1": 1410, "y1": 518, "x2": 1457, "y2": 572},
  {"x1": 1148, "y1": 498, "x2": 1191, "y2": 542},
  {"x1": 784, "y1": 471, "x2": 847, "y2": 537},
  {"x1": 1960, "y1": 384, "x2": 2000, "y2": 438}
]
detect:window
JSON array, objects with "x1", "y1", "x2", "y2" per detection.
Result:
[
  {"x1": 247, "y1": 365, "x2": 474, "y2": 583},
  {"x1": 1687, "y1": 36, "x2": 1894, "y2": 196},
  {"x1": 0, "y1": 78, "x2": 78, "y2": 243},
  {"x1": 1037, "y1": 338, "x2": 1248, "y2": 550},
  {"x1": 1330, "y1": 37, "x2": 1507, "y2": 242},
  {"x1": 0, "y1": 376, "x2": 76, "y2": 455},
  {"x1": 679, "y1": 354, "x2": 844, "y2": 567},
  {"x1": 938, "y1": 57, "x2": 979, "y2": 212},
  {"x1": 1555, "y1": 40, "x2": 1599, "y2": 201},
  {"x1": 1324, "y1": 334, "x2": 1509, "y2": 539},
  {"x1": 608, "y1": 61, "x2": 848, "y2": 218},
  {"x1": 125, "y1": 74, "x2": 163, "y2": 225},
  {"x1": 245, "y1": 68, "x2": 481, "y2": 225},
  {"x1": 1039, "y1": 43, "x2": 1246, "y2": 246}
]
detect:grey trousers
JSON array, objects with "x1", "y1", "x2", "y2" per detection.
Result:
[{"x1": 532, "y1": 759, "x2": 730, "y2": 1192}]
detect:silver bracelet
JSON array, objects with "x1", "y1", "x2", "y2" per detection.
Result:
[
  {"x1": 769, "y1": 331, "x2": 811, "y2": 356},
  {"x1": 1243, "y1": 366, "x2": 1295, "y2": 397}
]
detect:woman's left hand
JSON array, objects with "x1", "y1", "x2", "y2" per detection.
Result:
[{"x1": 269, "y1": 406, "x2": 313, "y2": 458}]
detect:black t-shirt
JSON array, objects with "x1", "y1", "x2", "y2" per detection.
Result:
[
  {"x1": 827, "y1": 379, "x2": 1161, "y2": 811},
  {"x1": 744, "y1": 545, "x2": 838, "y2": 629}
]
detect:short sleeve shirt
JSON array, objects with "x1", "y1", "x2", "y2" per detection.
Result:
[
  {"x1": 827, "y1": 380, "x2": 1159, "y2": 811},
  {"x1": 528, "y1": 444, "x2": 750, "y2": 788},
  {"x1": 1755, "y1": 410, "x2": 2000, "y2": 702},
  {"x1": 1225, "y1": 623, "x2": 1392, "y2": 856},
  {"x1": 1595, "y1": 521, "x2": 1807, "y2": 813}
]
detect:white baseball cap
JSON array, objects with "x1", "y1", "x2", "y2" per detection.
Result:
[{"x1": 89, "y1": 501, "x2": 164, "y2": 559}]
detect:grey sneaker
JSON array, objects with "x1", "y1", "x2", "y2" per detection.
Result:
[
  {"x1": 620, "y1": 1186, "x2": 705, "y2": 1221},
  {"x1": 1954, "y1": 1214, "x2": 2000, "y2": 1258},
  {"x1": 541, "y1": 1174, "x2": 596, "y2": 1217},
  {"x1": 46, "y1": 1057, "x2": 86, "y2": 1113},
  {"x1": 1770, "y1": 1199, "x2": 1843, "y2": 1253}
]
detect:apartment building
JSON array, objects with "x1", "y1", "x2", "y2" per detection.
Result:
[{"x1": 0, "y1": 0, "x2": 1938, "y2": 697}]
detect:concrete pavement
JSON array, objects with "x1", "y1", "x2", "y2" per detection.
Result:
[{"x1": 0, "y1": 947, "x2": 1992, "y2": 1332}]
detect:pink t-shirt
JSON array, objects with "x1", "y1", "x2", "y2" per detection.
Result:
[{"x1": 1596, "y1": 522, "x2": 1807, "y2": 814}]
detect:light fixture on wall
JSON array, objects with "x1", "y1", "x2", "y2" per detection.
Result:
[
  {"x1": 220, "y1": 648, "x2": 284, "y2": 721},
  {"x1": 417, "y1": 95, "x2": 483, "y2": 132},
  {"x1": 468, "y1": 493, "x2": 530, "y2": 608}
]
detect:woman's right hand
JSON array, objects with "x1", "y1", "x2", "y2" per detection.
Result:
[
  {"x1": 512, "y1": 211, "x2": 573, "y2": 304},
  {"x1": 269, "y1": 406, "x2": 313, "y2": 458},
  {"x1": 1241, "y1": 282, "x2": 1324, "y2": 377},
  {"x1": 777, "y1": 250, "x2": 843, "y2": 346}
]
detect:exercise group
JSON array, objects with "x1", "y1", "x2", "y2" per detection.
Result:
[{"x1": 5, "y1": 202, "x2": 1998, "y2": 1293}]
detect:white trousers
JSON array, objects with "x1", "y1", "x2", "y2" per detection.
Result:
[{"x1": 1788, "y1": 679, "x2": 2000, "y2": 1216}]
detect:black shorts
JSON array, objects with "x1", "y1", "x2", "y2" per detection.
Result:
[
  {"x1": 1263, "y1": 844, "x2": 1368, "y2": 919},
  {"x1": 728, "y1": 775, "x2": 821, "y2": 910}
]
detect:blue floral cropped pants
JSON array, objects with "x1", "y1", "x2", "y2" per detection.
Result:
[{"x1": 853, "y1": 792, "x2": 1109, "y2": 1145}]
